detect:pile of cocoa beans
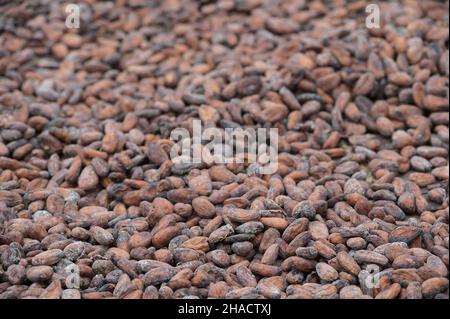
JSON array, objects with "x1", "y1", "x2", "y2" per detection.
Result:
[{"x1": 0, "y1": 0, "x2": 448, "y2": 299}]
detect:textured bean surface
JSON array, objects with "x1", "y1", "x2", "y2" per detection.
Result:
[{"x1": 0, "y1": 0, "x2": 448, "y2": 299}]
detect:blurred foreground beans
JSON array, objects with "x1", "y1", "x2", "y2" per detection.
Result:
[{"x1": 0, "y1": 0, "x2": 448, "y2": 299}]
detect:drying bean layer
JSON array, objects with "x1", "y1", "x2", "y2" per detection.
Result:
[{"x1": 0, "y1": 0, "x2": 448, "y2": 299}]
